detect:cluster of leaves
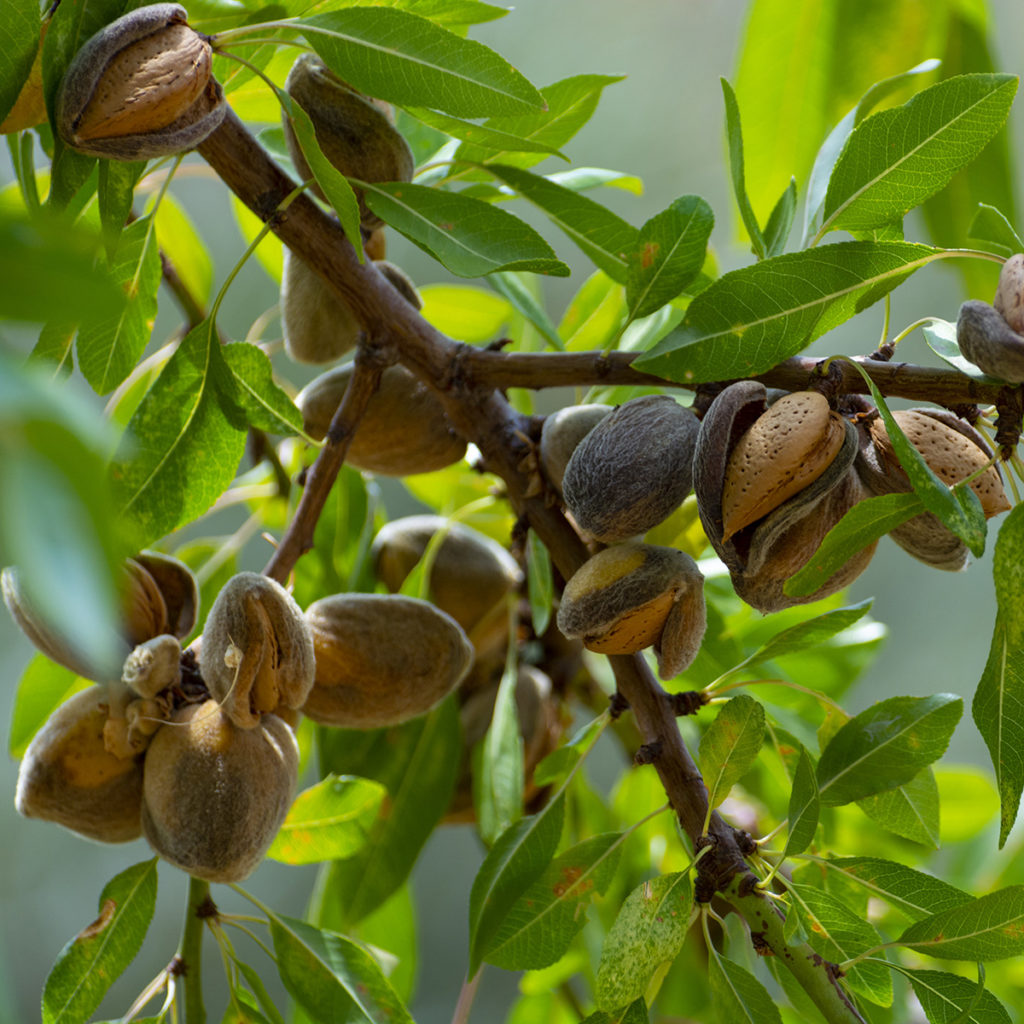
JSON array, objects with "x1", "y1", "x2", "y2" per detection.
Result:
[{"x1": 4, "y1": 0, "x2": 1024, "y2": 1021}]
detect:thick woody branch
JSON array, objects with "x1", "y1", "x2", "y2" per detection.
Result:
[{"x1": 198, "y1": 110, "x2": 870, "y2": 1023}]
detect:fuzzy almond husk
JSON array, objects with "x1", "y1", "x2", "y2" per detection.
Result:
[
  {"x1": 303, "y1": 593, "x2": 474, "y2": 728},
  {"x1": 956, "y1": 299, "x2": 1024, "y2": 384},
  {"x1": 994, "y1": 254, "x2": 1024, "y2": 335},
  {"x1": 141, "y1": 701, "x2": 298, "y2": 882},
  {"x1": 539, "y1": 404, "x2": 611, "y2": 494}
]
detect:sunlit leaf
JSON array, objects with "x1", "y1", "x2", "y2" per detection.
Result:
[
  {"x1": 898, "y1": 887, "x2": 1024, "y2": 961},
  {"x1": 698, "y1": 695, "x2": 765, "y2": 809}
]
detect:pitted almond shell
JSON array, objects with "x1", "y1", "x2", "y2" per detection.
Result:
[
  {"x1": 721, "y1": 391, "x2": 846, "y2": 541},
  {"x1": 15, "y1": 685, "x2": 144, "y2": 843},
  {"x1": 994, "y1": 254, "x2": 1024, "y2": 335},
  {"x1": 557, "y1": 543, "x2": 705, "y2": 678},
  {"x1": 869, "y1": 410, "x2": 1009, "y2": 519}
]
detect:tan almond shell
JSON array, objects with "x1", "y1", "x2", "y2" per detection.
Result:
[
  {"x1": 556, "y1": 543, "x2": 705, "y2": 679},
  {"x1": 562, "y1": 395, "x2": 700, "y2": 543},
  {"x1": 199, "y1": 572, "x2": 315, "y2": 729},
  {"x1": 721, "y1": 391, "x2": 846, "y2": 541},
  {"x1": 994, "y1": 253, "x2": 1024, "y2": 335},
  {"x1": 302, "y1": 593, "x2": 474, "y2": 729},
  {"x1": 15, "y1": 686, "x2": 144, "y2": 843},
  {"x1": 141, "y1": 701, "x2": 298, "y2": 882},
  {"x1": 298, "y1": 364, "x2": 467, "y2": 476}
]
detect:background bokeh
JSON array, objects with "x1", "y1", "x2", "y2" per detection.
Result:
[{"x1": 2, "y1": 1, "x2": 1024, "y2": 1021}]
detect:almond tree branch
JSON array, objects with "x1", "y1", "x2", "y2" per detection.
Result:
[{"x1": 198, "y1": 108, "x2": 868, "y2": 1023}]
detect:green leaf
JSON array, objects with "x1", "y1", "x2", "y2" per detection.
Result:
[
  {"x1": 317, "y1": 698, "x2": 461, "y2": 927},
  {"x1": 764, "y1": 177, "x2": 797, "y2": 257},
  {"x1": 547, "y1": 166, "x2": 643, "y2": 196},
  {"x1": 361, "y1": 181, "x2": 569, "y2": 278},
  {"x1": 453, "y1": 74, "x2": 624, "y2": 172},
  {"x1": 97, "y1": 160, "x2": 145, "y2": 255},
  {"x1": 279, "y1": 90, "x2": 363, "y2": 258},
  {"x1": 899, "y1": 887, "x2": 1024, "y2": 961},
  {"x1": 419, "y1": 283, "x2": 512, "y2": 342},
  {"x1": 817, "y1": 694, "x2": 962, "y2": 806},
  {"x1": 973, "y1": 504, "x2": 1024, "y2": 846},
  {"x1": 268, "y1": 913, "x2": 414, "y2": 1024},
  {"x1": 827, "y1": 858, "x2": 971, "y2": 922},
  {"x1": 152, "y1": 194, "x2": 214, "y2": 308},
  {"x1": 923, "y1": 318, "x2": 993, "y2": 380},
  {"x1": 633, "y1": 242, "x2": 942, "y2": 384},
  {"x1": 42, "y1": 860, "x2": 158, "y2": 1024},
  {"x1": 267, "y1": 774, "x2": 387, "y2": 865},
  {"x1": 0, "y1": 0, "x2": 38, "y2": 124},
  {"x1": 221, "y1": 342, "x2": 304, "y2": 436},
  {"x1": 490, "y1": 271, "x2": 563, "y2": 350},
  {"x1": 781, "y1": 746, "x2": 819, "y2": 859},
  {"x1": 789, "y1": 883, "x2": 892, "y2": 1005},
  {"x1": 77, "y1": 215, "x2": 162, "y2": 395},
  {"x1": 721, "y1": 78, "x2": 766, "y2": 259},
  {"x1": 821, "y1": 74, "x2": 1018, "y2": 235},
  {"x1": 299, "y1": 7, "x2": 544, "y2": 117},
  {"x1": 595, "y1": 873, "x2": 693, "y2": 1011},
  {"x1": 526, "y1": 529, "x2": 553, "y2": 636},
  {"x1": 533, "y1": 714, "x2": 606, "y2": 788},
  {"x1": 474, "y1": 644, "x2": 524, "y2": 845},
  {"x1": 484, "y1": 832, "x2": 623, "y2": 970},
  {"x1": 407, "y1": 107, "x2": 567, "y2": 159},
  {"x1": 468, "y1": 789, "x2": 566, "y2": 975},
  {"x1": 785, "y1": 493, "x2": 925, "y2": 598},
  {"x1": 901, "y1": 967, "x2": 1010, "y2": 1024},
  {"x1": 707, "y1": 948, "x2": 783, "y2": 1024},
  {"x1": 580, "y1": 999, "x2": 649, "y2": 1024},
  {"x1": 110, "y1": 319, "x2": 248, "y2": 549},
  {"x1": 968, "y1": 204, "x2": 1024, "y2": 255},
  {"x1": 858, "y1": 768, "x2": 941, "y2": 848},
  {"x1": 560, "y1": 270, "x2": 626, "y2": 351},
  {"x1": 8, "y1": 655, "x2": 88, "y2": 759},
  {"x1": 698, "y1": 695, "x2": 765, "y2": 809},
  {"x1": 626, "y1": 195, "x2": 713, "y2": 321},
  {"x1": 486, "y1": 164, "x2": 639, "y2": 283}
]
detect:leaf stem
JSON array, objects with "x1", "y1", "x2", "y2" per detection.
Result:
[
  {"x1": 450, "y1": 970, "x2": 481, "y2": 1024},
  {"x1": 177, "y1": 877, "x2": 212, "y2": 1024}
]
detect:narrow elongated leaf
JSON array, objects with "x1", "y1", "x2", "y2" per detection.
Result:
[
  {"x1": 42, "y1": 860, "x2": 158, "y2": 1024},
  {"x1": 269, "y1": 913, "x2": 414, "y2": 1024},
  {"x1": 485, "y1": 832, "x2": 622, "y2": 970},
  {"x1": 633, "y1": 241, "x2": 942, "y2": 384},
  {"x1": 489, "y1": 272, "x2": 563, "y2": 349},
  {"x1": 486, "y1": 164, "x2": 639, "y2": 283},
  {"x1": 828, "y1": 858, "x2": 971, "y2": 922},
  {"x1": 973, "y1": 504, "x2": 1024, "y2": 846},
  {"x1": 821, "y1": 74, "x2": 1018, "y2": 235},
  {"x1": 221, "y1": 342, "x2": 304, "y2": 436},
  {"x1": 721, "y1": 78, "x2": 765, "y2": 258},
  {"x1": 596, "y1": 873, "x2": 693, "y2": 1011},
  {"x1": 698, "y1": 695, "x2": 765, "y2": 809},
  {"x1": 362, "y1": 181, "x2": 569, "y2": 278},
  {"x1": 968, "y1": 204, "x2": 1024, "y2": 255},
  {"x1": 152, "y1": 194, "x2": 213, "y2": 308},
  {"x1": 785, "y1": 493, "x2": 925, "y2": 598},
  {"x1": 526, "y1": 529, "x2": 553, "y2": 635},
  {"x1": 789, "y1": 883, "x2": 891, "y2": 1005},
  {"x1": 0, "y1": 0, "x2": 38, "y2": 124},
  {"x1": 8, "y1": 655, "x2": 87, "y2": 758},
  {"x1": 97, "y1": 161, "x2": 145, "y2": 254},
  {"x1": 899, "y1": 887, "x2": 1024, "y2": 961},
  {"x1": 468, "y1": 790, "x2": 565, "y2": 974},
  {"x1": 267, "y1": 775, "x2": 387, "y2": 865},
  {"x1": 902, "y1": 968, "x2": 1010, "y2": 1024},
  {"x1": 742, "y1": 599, "x2": 874, "y2": 670},
  {"x1": 317, "y1": 698, "x2": 461, "y2": 927},
  {"x1": 858, "y1": 769, "x2": 941, "y2": 848},
  {"x1": 708, "y1": 949, "x2": 783, "y2": 1024},
  {"x1": 454, "y1": 74, "x2": 624, "y2": 171},
  {"x1": 110, "y1": 319, "x2": 248, "y2": 549},
  {"x1": 781, "y1": 746, "x2": 819, "y2": 859},
  {"x1": 764, "y1": 177, "x2": 796, "y2": 256},
  {"x1": 299, "y1": 7, "x2": 544, "y2": 117},
  {"x1": 533, "y1": 714, "x2": 606, "y2": 787},
  {"x1": 408, "y1": 107, "x2": 566, "y2": 158},
  {"x1": 817, "y1": 694, "x2": 962, "y2": 806},
  {"x1": 626, "y1": 195, "x2": 713, "y2": 320}
]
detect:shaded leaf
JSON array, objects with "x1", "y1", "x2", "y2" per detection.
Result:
[
  {"x1": 485, "y1": 833, "x2": 622, "y2": 970},
  {"x1": 408, "y1": 107, "x2": 566, "y2": 158},
  {"x1": 8, "y1": 655, "x2": 88, "y2": 759},
  {"x1": 968, "y1": 204, "x2": 1024, "y2": 255},
  {"x1": 152, "y1": 194, "x2": 214, "y2": 308},
  {"x1": 764, "y1": 177, "x2": 796, "y2": 256},
  {"x1": 828, "y1": 858, "x2": 971, "y2": 922},
  {"x1": 708, "y1": 949, "x2": 783, "y2": 1024},
  {"x1": 362, "y1": 180, "x2": 569, "y2": 278},
  {"x1": 721, "y1": 78, "x2": 765, "y2": 258},
  {"x1": 533, "y1": 714, "x2": 606, "y2": 788},
  {"x1": 626, "y1": 195, "x2": 713, "y2": 320},
  {"x1": 817, "y1": 694, "x2": 962, "y2": 806},
  {"x1": 902, "y1": 967, "x2": 1010, "y2": 1024},
  {"x1": 596, "y1": 873, "x2": 693, "y2": 1011},
  {"x1": 740, "y1": 599, "x2": 874, "y2": 670},
  {"x1": 222, "y1": 342, "x2": 304, "y2": 436},
  {"x1": 267, "y1": 775, "x2": 387, "y2": 865},
  {"x1": 42, "y1": 860, "x2": 158, "y2": 1024},
  {"x1": 0, "y1": 0, "x2": 38, "y2": 124},
  {"x1": 633, "y1": 242, "x2": 943, "y2": 384},
  {"x1": 299, "y1": 7, "x2": 543, "y2": 117},
  {"x1": 785, "y1": 493, "x2": 925, "y2": 598},
  {"x1": 580, "y1": 999, "x2": 648, "y2": 1024},
  {"x1": 899, "y1": 887, "x2": 1024, "y2": 961},
  {"x1": 973, "y1": 504, "x2": 1024, "y2": 846},
  {"x1": 821, "y1": 74, "x2": 1018, "y2": 235},
  {"x1": 924, "y1": 318, "x2": 994, "y2": 380},
  {"x1": 526, "y1": 529, "x2": 553, "y2": 636},
  {"x1": 781, "y1": 746, "x2": 819, "y2": 859},
  {"x1": 698, "y1": 695, "x2": 765, "y2": 810},
  {"x1": 97, "y1": 160, "x2": 145, "y2": 255},
  {"x1": 490, "y1": 271, "x2": 563, "y2": 349},
  {"x1": 486, "y1": 164, "x2": 638, "y2": 283},
  {"x1": 858, "y1": 768, "x2": 941, "y2": 848}
]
